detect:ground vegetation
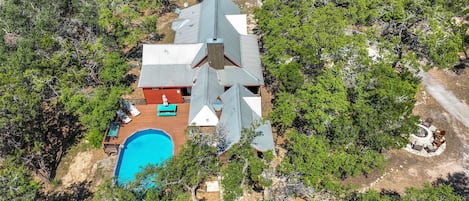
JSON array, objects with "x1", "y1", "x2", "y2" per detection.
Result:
[
  {"x1": 255, "y1": 0, "x2": 468, "y2": 198},
  {"x1": 0, "y1": 0, "x2": 173, "y2": 196}
]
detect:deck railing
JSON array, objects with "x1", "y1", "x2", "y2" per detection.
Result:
[{"x1": 123, "y1": 98, "x2": 146, "y2": 105}]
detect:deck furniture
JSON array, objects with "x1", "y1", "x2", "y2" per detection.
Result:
[
  {"x1": 117, "y1": 109, "x2": 132, "y2": 123},
  {"x1": 107, "y1": 122, "x2": 120, "y2": 138},
  {"x1": 157, "y1": 104, "x2": 177, "y2": 116}
]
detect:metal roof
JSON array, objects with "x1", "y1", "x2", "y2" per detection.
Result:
[
  {"x1": 139, "y1": 44, "x2": 206, "y2": 87},
  {"x1": 240, "y1": 35, "x2": 264, "y2": 84},
  {"x1": 198, "y1": 0, "x2": 240, "y2": 41},
  {"x1": 188, "y1": 65, "x2": 224, "y2": 126},
  {"x1": 173, "y1": 3, "x2": 201, "y2": 43},
  {"x1": 174, "y1": 0, "x2": 240, "y2": 44},
  {"x1": 173, "y1": 0, "x2": 243, "y2": 65},
  {"x1": 218, "y1": 84, "x2": 274, "y2": 153},
  {"x1": 226, "y1": 14, "x2": 248, "y2": 35},
  {"x1": 218, "y1": 66, "x2": 264, "y2": 86},
  {"x1": 140, "y1": 0, "x2": 264, "y2": 88},
  {"x1": 217, "y1": 15, "x2": 241, "y2": 65},
  {"x1": 142, "y1": 44, "x2": 204, "y2": 65},
  {"x1": 138, "y1": 64, "x2": 195, "y2": 88},
  {"x1": 252, "y1": 120, "x2": 275, "y2": 152}
]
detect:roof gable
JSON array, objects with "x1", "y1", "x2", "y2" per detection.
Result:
[
  {"x1": 190, "y1": 105, "x2": 219, "y2": 126},
  {"x1": 226, "y1": 14, "x2": 248, "y2": 35},
  {"x1": 188, "y1": 65, "x2": 224, "y2": 126},
  {"x1": 218, "y1": 84, "x2": 274, "y2": 153}
]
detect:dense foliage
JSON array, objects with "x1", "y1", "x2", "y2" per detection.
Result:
[
  {"x1": 255, "y1": 0, "x2": 467, "y2": 193},
  {"x1": 0, "y1": 157, "x2": 40, "y2": 201},
  {"x1": 351, "y1": 184, "x2": 465, "y2": 201},
  {"x1": 0, "y1": 0, "x2": 171, "y2": 187},
  {"x1": 221, "y1": 128, "x2": 274, "y2": 201}
]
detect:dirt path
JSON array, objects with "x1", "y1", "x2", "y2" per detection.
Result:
[{"x1": 419, "y1": 71, "x2": 469, "y2": 129}]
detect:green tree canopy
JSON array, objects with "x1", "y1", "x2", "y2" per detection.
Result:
[{"x1": 0, "y1": 158, "x2": 40, "y2": 201}]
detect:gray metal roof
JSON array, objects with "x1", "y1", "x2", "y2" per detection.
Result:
[
  {"x1": 173, "y1": 3, "x2": 201, "y2": 43},
  {"x1": 140, "y1": 0, "x2": 264, "y2": 88},
  {"x1": 142, "y1": 44, "x2": 205, "y2": 65},
  {"x1": 174, "y1": 0, "x2": 242, "y2": 64},
  {"x1": 188, "y1": 65, "x2": 224, "y2": 124},
  {"x1": 240, "y1": 35, "x2": 264, "y2": 84},
  {"x1": 217, "y1": 15, "x2": 241, "y2": 65},
  {"x1": 138, "y1": 64, "x2": 195, "y2": 88},
  {"x1": 191, "y1": 43, "x2": 207, "y2": 66},
  {"x1": 252, "y1": 120, "x2": 275, "y2": 152},
  {"x1": 198, "y1": 0, "x2": 240, "y2": 41},
  {"x1": 174, "y1": 0, "x2": 239, "y2": 44},
  {"x1": 218, "y1": 66, "x2": 264, "y2": 86},
  {"x1": 218, "y1": 84, "x2": 274, "y2": 153}
]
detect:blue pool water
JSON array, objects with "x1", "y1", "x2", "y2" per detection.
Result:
[{"x1": 115, "y1": 129, "x2": 173, "y2": 185}]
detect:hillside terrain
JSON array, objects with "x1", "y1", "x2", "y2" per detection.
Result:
[{"x1": 0, "y1": 0, "x2": 468, "y2": 200}]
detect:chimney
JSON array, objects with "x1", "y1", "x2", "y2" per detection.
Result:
[{"x1": 207, "y1": 38, "x2": 225, "y2": 70}]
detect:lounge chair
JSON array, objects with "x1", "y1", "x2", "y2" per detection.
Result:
[
  {"x1": 128, "y1": 103, "x2": 141, "y2": 117},
  {"x1": 121, "y1": 99, "x2": 141, "y2": 117},
  {"x1": 117, "y1": 109, "x2": 132, "y2": 124}
]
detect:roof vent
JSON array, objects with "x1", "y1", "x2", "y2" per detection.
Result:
[{"x1": 213, "y1": 96, "x2": 223, "y2": 111}]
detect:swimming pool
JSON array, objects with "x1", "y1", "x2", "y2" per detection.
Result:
[{"x1": 114, "y1": 129, "x2": 174, "y2": 185}]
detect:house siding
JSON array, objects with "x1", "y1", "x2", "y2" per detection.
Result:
[{"x1": 143, "y1": 88, "x2": 184, "y2": 104}]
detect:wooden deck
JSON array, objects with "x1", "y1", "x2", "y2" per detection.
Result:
[{"x1": 103, "y1": 104, "x2": 190, "y2": 154}]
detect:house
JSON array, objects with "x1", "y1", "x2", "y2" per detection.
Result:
[
  {"x1": 138, "y1": 0, "x2": 264, "y2": 104},
  {"x1": 138, "y1": 0, "x2": 274, "y2": 154}
]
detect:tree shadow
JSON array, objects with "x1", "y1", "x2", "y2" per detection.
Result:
[
  {"x1": 432, "y1": 172, "x2": 469, "y2": 200},
  {"x1": 453, "y1": 62, "x2": 467, "y2": 75},
  {"x1": 380, "y1": 189, "x2": 401, "y2": 200},
  {"x1": 38, "y1": 181, "x2": 93, "y2": 201},
  {"x1": 122, "y1": 73, "x2": 137, "y2": 86}
]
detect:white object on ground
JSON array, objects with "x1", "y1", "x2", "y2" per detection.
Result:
[{"x1": 206, "y1": 181, "x2": 219, "y2": 192}]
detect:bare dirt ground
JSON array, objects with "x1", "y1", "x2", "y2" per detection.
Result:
[
  {"x1": 344, "y1": 68, "x2": 469, "y2": 194},
  {"x1": 52, "y1": 141, "x2": 116, "y2": 195}
]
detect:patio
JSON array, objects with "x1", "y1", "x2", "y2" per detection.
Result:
[{"x1": 103, "y1": 103, "x2": 190, "y2": 154}]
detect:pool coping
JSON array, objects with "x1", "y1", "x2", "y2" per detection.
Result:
[{"x1": 113, "y1": 128, "x2": 175, "y2": 185}]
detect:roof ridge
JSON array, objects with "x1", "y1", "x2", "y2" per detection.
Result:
[
  {"x1": 231, "y1": 84, "x2": 244, "y2": 133},
  {"x1": 214, "y1": 0, "x2": 219, "y2": 39}
]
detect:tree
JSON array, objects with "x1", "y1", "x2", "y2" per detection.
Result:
[
  {"x1": 93, "y1": 180, "x2": 137, "y2": 201},
  {"x1": 433, "y1": 172, "x2": 469, "y2": 200},
  {"x1": 0, "y1": 157, "x2": 40, "y2": 201},
  {"x1": 349, "y1": 184, "x2": 464, "y2": 201},
  {"x1": 280, "y1": 130, "x2": 385, "y2": 192},
  {"x1": 403, "y1": 184, "x2": 464, "y2": 201},
  {"x1": 221, "y1": 126, "x2": 274, "y2": 201},
  {"x1": 0, "y1": 0, "x2": 161, "y2": 185},
  {"x1": 256, "y1": 1, "x2": 432, "y2": 193},
  {"x1": 131, "y1": 139, "x2": 219, "y2": 201}
]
